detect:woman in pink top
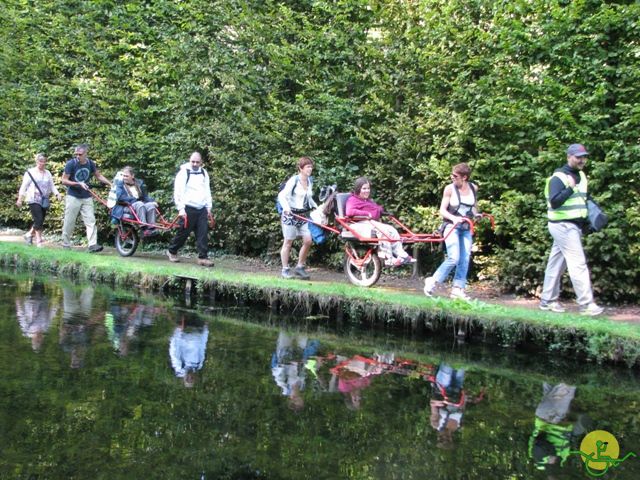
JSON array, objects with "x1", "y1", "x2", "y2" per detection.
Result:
[{"x1": 345, "y1": 177, "x2": 415, "y2": 266}]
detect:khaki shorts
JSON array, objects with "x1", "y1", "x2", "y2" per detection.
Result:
[{"x1": 281, "y1": 215, "x2": 311, "y2": 240}]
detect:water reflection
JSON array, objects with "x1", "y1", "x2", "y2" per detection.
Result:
[
  {"x1": 105, "y1": 303, "x2": 160, "y2": 356},
  {"x1": 529, "y1": 382, "x2": 590, "y2": 472},
  {"x1": 330, "y1": 354, "x2": 386, "y2": 410},
  {"x1": 170, "y1": 312, "x2": 209, "y2": 388},
  {"x1": 59, "y1": 285, "x2": 102, "y2": 368},
  {"x1": 2, "y1": 275, "x2": 639, "y2": 479},
  {"x1": 15, "y1": 280, "x2": 58, "y2": 351},
  {"x1": 271, "y1": 331, "x2": 321, "y2": 411}
]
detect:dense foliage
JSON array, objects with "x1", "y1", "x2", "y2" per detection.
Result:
[{"x1": 1, "y1": 0, "x2": 639, "y2": 301}]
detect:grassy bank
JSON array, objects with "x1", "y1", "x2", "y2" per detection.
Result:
[{"x1": 1, "y1": 242, "x2": 639, "y2": 367}]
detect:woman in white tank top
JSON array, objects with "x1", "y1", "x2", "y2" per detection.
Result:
[{"x1": 423, "y1": 163, "x2": 479, "y2": 301}]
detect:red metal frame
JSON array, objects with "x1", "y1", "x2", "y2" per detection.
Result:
[
  {"x1": 288, "y1": 210, "x2": 494, "y2": 247},
  {"x1": 327, "y1": 354, "x2": 466, "y2": 407},
  {"x1": 89, "y1": 188, "x2": 219, "y2": 233}
]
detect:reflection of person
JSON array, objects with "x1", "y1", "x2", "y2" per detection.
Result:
[
  {"x1": 278, "y1": 157, "x2": 318, "y2": 279},
  {"x1": 331, "y1": 355, "x2": 384, "y2": 410},
  {"x1": 59, "y1": 285, "x2": 98, "y2": 369},
  {"x1": 16, "y1": 153, "x2": 62, "y2": 247},
  {"x1": 111, "y1": 166, "x2": 158, "y2": 236},
  {"x1": 424, "y1": 163, "x2": 480, "y2": 301},
  {"x1": 169, "y1": 317, "x2": 209, "y2": 388},
  {"x1": 271, "y1": 331, "x2": 320, "y2": 412},
  {"x1": 539, "y1": 144, "x2": 604, "y2": 316},
  {"x1": 429, "y1": 363, "x2": 466, "y2": 449},
  {"x1": 105, "y1": 303, "x2": 160, "y2": 356},
  {"x1": 15, "y1": 281, "x2": 58, "y2": 351},
  {"x1": 166, "y1": 152, "x2": 213, "y2": 267},
  {"x1": 528, "y1": 382, "x2": 586, "y2": 471},
  {"x1": 61, "y1": 144, "x2": 111, "y2": 252},
  {"x1": 345, "y1": 177, "x2": 415, "y2": 267}
]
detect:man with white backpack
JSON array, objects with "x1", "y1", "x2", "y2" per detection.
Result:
[{"x1": 166, "y1": 151, "x2": 214, "y2": 267}]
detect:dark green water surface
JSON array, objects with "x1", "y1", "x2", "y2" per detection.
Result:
[{"x1": 0, "y1": 273, "x2": 638, "y2": 479}]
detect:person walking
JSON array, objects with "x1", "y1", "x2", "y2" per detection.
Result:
[
  {"x1": 539, "y1": 144, "x2": 604, "y2": 316},
  {"x1": 277, "y1": 156, "x2": 318, "y2": 279},
  {"x1": 61, "y1": 144, "x2": 111, "y2": 252},
  {"x1": 166, "y1": 151, "x2": 214, "y2": 267},
  {"x1": 16, "y1": 153, "x2": 62, "y2": 247},
  {"x1": 424, "y1": 163, "x2": 480, "y2": 300}
]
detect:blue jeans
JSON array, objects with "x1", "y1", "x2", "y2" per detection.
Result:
[{"x1": 433, "y1": 224, "x2": 473, "y2": 289}]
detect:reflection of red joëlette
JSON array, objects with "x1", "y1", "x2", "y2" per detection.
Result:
[{"x1": 338, "y1": 375, "x2": 371, "y2": 393}]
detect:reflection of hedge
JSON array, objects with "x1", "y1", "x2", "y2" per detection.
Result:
[
  {"x1": 1, "y1": 0, "x2": 639, "y2": 301},
  {"x1": 1, "y1": 272, "x2": 639, "y2": 479}
]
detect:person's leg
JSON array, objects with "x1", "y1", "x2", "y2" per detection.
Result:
[
  {"x1": 541, "y1": 223, "x2": 568, "y2": 303},
  {"x1": 62, "y1": 196, "x2": 82, "y2": 247},
  {"x1": 280, "y1": 218, "x2": 298, "y2": 269},
  {"x1": 297, "y1": 235, "x2": 312, "y2": 266},
  {"x1": 371, "y1": 221, "x2": 408, "y2": 259},
  {"x1": 131, "y1": 201, "x2": 147, "y2": 224},
  {"x1": 193, "y1": 208, "x2": 209, "y2": 259},
  {"x1": 168, "y1": 208, "x2": 196, "y2": 255},
  {"x1": 452, "y1": 229, "x2": 473, "y2": 289},
  {"x1": 281, "y1": 239, "x2": 294, "y2": 267},
  {"x1": 79, "y1": 198, "x2": 98, "y2": 247},
  {"x1": 29, "y1": 204, "x2": 45, "y2": 245},
  {"x1": 558, "y1": 223, "x2": 594, "y2": 306},
  {"x1": 144, "y1": 202, "x2": 157, "y2": 225},
  {"x1": 432, "y1": 225, "x2": 460, "y2": 284}
]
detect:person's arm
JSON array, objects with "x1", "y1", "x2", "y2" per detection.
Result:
[
  {"x1": 169, "y1": 328, "x2": 185, "y2": 377},
  {"x1": 94, "y1": 167, "x2": 112, "y2": 187},
  {"x1": 547, "y1": 175, "x2": 574, "y2": 209},
  {"x1": 471, "y1": 185, "x2": 480, "y2": 217},
  {"x1": 174, "y1": 168, "x2": 187, "y2": 215},
  {"x1": 16, "y1": 172, "x2": 30, "y2": 206},
  {"x1": 307, "y1": 181, "x2": 318, "y2": 209},
  {"x1": 345, "y1": 196, "x2": 374, "y2": 217},
  {"x1": 61, "y1": 161, "x2": 89, "y2": 190},
  {"x1": 47, "y1": 171, "x2": 62, "y2": 200},
  {"x1": 439, "y1": 185, "x2": 460, "y2": 223},
  {"x1": 204, "y1": 172, "x2": 213, "y2": 213},
  {"x1": 277, "y1": 176, "x2": 297, "y2": 215},
  {"x1": 139, "y1": 181, "x2": 155, "y2": 204}
]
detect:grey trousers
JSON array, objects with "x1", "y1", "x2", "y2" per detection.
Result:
[
  {"x1": 541, "y1": 222, "x2": 594, "y2": 306},
  {"x1": 62, "y1": 196, "x2": 97, "y2": 247}
]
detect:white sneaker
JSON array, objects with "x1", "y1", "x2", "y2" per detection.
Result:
[
  {"x1": 450, "y1": 287, "x2": 471, "y2": 301},
  {"x1": 580, "y1": 303, "x2": 604, "y2": 316},
  {"x1": 423, "y1": 276, "x2": 436, "y2": 297},
  {"x1": 539, "y1": 301, "x2": 565, "y2": 313}
]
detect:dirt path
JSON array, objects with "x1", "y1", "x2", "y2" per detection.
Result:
[{"x1": 3, "y1": 231, "x2": 639, "y2": 323}]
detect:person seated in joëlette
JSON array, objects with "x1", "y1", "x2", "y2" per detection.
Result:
[
  {"x1": 111, "y1": 166, "x2": 159, "y2": 236},
  {"x1": 345, "y1": 176, "x2": 416, "y2": 267}
]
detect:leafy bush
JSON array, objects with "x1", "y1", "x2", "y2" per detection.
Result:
[{"x1": 1, "y1": 0, "x2": 639, "y2": 300}]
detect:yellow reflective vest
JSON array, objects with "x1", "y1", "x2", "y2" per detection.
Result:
[{"x1": 545, "y1": 171, "x2": 588, "y2": 221}]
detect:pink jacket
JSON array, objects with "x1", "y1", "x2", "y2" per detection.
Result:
[{"x1": 345, "y1": 194, "x2": 384, "y2": 220}]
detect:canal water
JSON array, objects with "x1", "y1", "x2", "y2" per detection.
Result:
[{"x1": 0, "y1": 273, "x2": 638, "y2": 479}]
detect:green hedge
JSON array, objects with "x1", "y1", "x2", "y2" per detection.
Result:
[{"x1": 1, "y1": 0, "x2": 639, "y2": 301}]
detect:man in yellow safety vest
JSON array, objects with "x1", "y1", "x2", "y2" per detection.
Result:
[{"x1": 539, "y1": 144, "x2": 604, "y2": 316}]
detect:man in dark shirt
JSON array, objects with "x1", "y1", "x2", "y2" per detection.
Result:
[
  {"x1": 539, "y1": 143, "x2": 603, "y2": 316},
  {"x1": 61, "y1": 144, "x2": 111, "y2": 252}
]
